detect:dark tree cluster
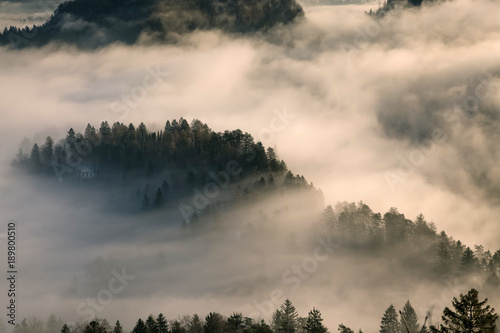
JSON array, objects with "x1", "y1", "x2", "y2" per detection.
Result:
[
  {"x1": 10, "y1": 292, "x2": 497, "y2": 333},
  {"x1": 13, "y1": 119, "x2": 287, "y2": 182},
  {"x1": 321, "y1": 202, "x2": 500, "y2": 286},
  {"x1": 0, "y1": 0, "x2": 303, "y2": 49}
]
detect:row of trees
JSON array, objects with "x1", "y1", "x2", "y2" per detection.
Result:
[
  {"x1": 8, "y1": 292, "x2": 497, "y2": 333},
  {"x1": 376, "y1": 289, "x2": 498, "y2": 333},
  {"x1": 13, "y1": 119, "x2": 288, "y2": 182},
  {"x1": 322, "y1": 202, "x2": 500, "y2": 285}
]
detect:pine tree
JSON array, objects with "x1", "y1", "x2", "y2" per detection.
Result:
[
  {"x1": 146, "y1": 314, "x2": 157, "y2": 333},
  {"x1": 61, "y1": 324, "x2": 71, "y2": 333},
  {"x1": 303, "y1": 308, "x2": 327, "y2": 333},
  {"x1": 380, "y1": 305, "x2": 401, "y2": 333},
  {"x1": 460, "y1": 247, "x2": 479, "y2": 275},
  {"x1": 430, "y1": 288, "x2": 498, "y2": 332},
  {"x1": 187, "y1": 314, "x2": 203, "y2": 333},
  {"x1": 272, "y1": 309, "x2": 283, "y2": 333},
  {"x1": 279, "y1": 299, "x2": 299, "y2": 333},
  {"x1": 41, "y1": 136, "x2": 54, "y2": 166},
  {"x1": 203, "y1": 313, "x2": 225, "y2": 333},
  {"x1": 113, "y1": 321, "x2": 123, "y2": 333},
  {"x1": 84, "y1": 320, "x2": 108, "y2": 333},
  {"x1": 157, "y1": 314, "x2": 168, "y2": 333},
  {"x1": 227, "y1": 313, "x2": 244, "y2": 333},
  {"x1": 400, "y1": 301, "x2": 419, "y2": 333},
  {"x1": 30, "y1": 143, "x2": 41, "y2": 168},
  {"x1": 133, "y1": 319, "x2": 149, "y2": 333}
]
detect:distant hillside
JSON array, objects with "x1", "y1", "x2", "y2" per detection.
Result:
[{"x1": 0, "y1": 0, "x2": 304, "y2": 48}]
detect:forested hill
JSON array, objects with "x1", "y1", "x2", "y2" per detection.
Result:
[
  {"x1": 12, "y1": 119, "x2": 320, "y2": 215},
  {"x1": 11, "y1": 119, "x2": 500, "y2": 295},
  {"x1": 0, "y1": 0, "x2": 304, "y2": 49}
]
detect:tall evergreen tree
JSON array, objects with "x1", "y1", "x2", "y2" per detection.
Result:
[
  {"x1": 203, "y1": 313, "x2": 225, "y2": 333},
  {"x1": 430, "y1": 288, "x2": 498, "y2": 333},
  {"x1": 41, "y1": 136, "x2": 54, "y2": 166},
  {"x1": 303, "y1": 308, "x2": 327, "y2": 333},
  {"x1": 61, "y1": 324, "x2": 71, "y2": 333},
  {"x1": 156, "y1": 314, "x2": 169, "y2": 333},
  {"x1": 460, "y1": 247, "x2": 479, "y2": 275},
  {"x1": 133, "y1": 319, "x2": 149, "y2": 333},
  {"x1": 278, "y1": 299, "x2": 299, "y2": 333},
  {"x1": 380, "y1": 305, "x2": 401, "y2": 333},
  {"x1": 227, "y1": 313, "x2": 244, "y2": 333},
  {"x1": 400, "y1": 301, "x2": 419, "y2": 333},
  {"x1": 30, "y1": 143, "x2": 41, "y2": 168},
  {"x1": 113, "y1": 321, "x2": 123, "y2": 333},
  {"x1": 84, "y1": 320, "x2": 108, "y2": 333},
  {"x1": 187, "y1": 314, "x2": 203, "y2": 333},
  {"x1": 146, "y1": 314, "x2": 158, "y2": 333}
]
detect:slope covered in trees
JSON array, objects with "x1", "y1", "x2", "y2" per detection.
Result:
[
  {"x1": 0, "y1": 0, "x2": 304, "y2": 49},
  {"x1": 12, "y1": 119, "x2": 319, "y2": 217}
]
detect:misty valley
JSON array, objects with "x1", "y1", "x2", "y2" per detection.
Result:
[
  {"x1": 4, "y1": 120, "x2": 500, "y2": 332},
  {"x1": 1, "y1": 0, "x2": 500, "y2": 331}
]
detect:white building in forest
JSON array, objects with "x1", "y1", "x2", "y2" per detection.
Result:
[{"x1": 76, "y1": 166, "x2": 95, "y2": 181}]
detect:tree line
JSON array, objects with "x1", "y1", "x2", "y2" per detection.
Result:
[
  {"x1": 6, "y1": 293, "x2": 497, "y2": 333},
  {"x1": 321, "y1": 202, "x2": 500, "y2": 287}
]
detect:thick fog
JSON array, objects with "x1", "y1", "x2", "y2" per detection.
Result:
[{"x1": 0, "y1": 0, "x2": 500, "y2": 331}]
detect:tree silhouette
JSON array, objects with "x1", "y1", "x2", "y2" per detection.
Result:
[
  {"x1": 430, "y1": 288, "x2": 498, "y2": 333},
  {"x1": 303, "y1": 308, "x2": 327, "y2": 333},
  {"x1": 380, "y1": 305, "x2": 400, "y2": 333}
]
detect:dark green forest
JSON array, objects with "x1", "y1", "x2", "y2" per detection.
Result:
[{"x1": 0, "y1": 0, "x2": 304, "y2": 49}]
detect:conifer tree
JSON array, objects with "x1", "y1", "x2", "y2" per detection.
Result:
[
  {"x1": 303, "y1": 308, "x2": 327, "y2": 333},
  {"x1": 430, "y1": 288, "x2": 498, "y2": 332},
  {"x1": 157, "y1": 314, "x2": 168, "y2": 333},
  {"x1": 400, "y1": 301, "x2": 419, "y2": 333},
  {"x1": 380, "y1": 305, "x2": 401, "y2": 333},
  {"x1": 113, "y1": 321, "x2": 123, "y2": 333}
]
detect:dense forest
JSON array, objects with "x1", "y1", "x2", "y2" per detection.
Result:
[
  {"x1": 11, "y1": 119, "x2": 320, "y2": 217},
  {"x1": 11, "y1": 119, "x2": 500, "y2": 286},
  {"x1": 3, "y1": 293, "x2": 498, "y2": 333},
  {"x1": 0, "y1": 0, "x2": 304, "y2": 49},
  {"x1": 10, "y1": 120, "x2": 500, "y2": 333}
]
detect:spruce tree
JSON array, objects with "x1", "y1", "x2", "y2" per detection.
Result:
[
  {"x1": 157, "y1": 314, "x2": 168, "y2": 333},
  {"x1": 133, "y1": 319, "x2": 149, "y2": 333},
  {"x1": 187, "y1": 314, "x2": 203, "y2": 333},
  {"x1": 146, "y1": 314, "x2": 157, "y2": 333},
  {"x1": 61, "y1": 324, "x2": 71, "y2": 333},
  {"x1": 430, "y1": 288, "x2": 498, "y2": 332},
  {"x1": 203, "y1": 313, "x2": 225, "y2": 333},
  {"x1": 113, "y1": 321, "x2": 123, "y2": 333},
  {"x1": 400, "y1": 301, "x2": 419, "y2": 333},
  {"x1": 380, "y1": 305, "x2": 401, "y2": 333},
  {"x1": 30, "y1": 143, "x2": 41, "y2": 169},
  {"x1": 303, "y1": 308, "x2": 327, "y2": 333},
  {"x1": 279, "y1": 299, "x2": 299, "y2": 333}
]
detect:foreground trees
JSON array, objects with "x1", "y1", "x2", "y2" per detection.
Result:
[{"x1": 430, "y1": 289, "x2": 498, "y2": 333}]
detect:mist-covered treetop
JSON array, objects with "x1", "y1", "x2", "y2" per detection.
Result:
[{"x1": 0, "y1": 0, "x2": 304, "y2": 49}]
